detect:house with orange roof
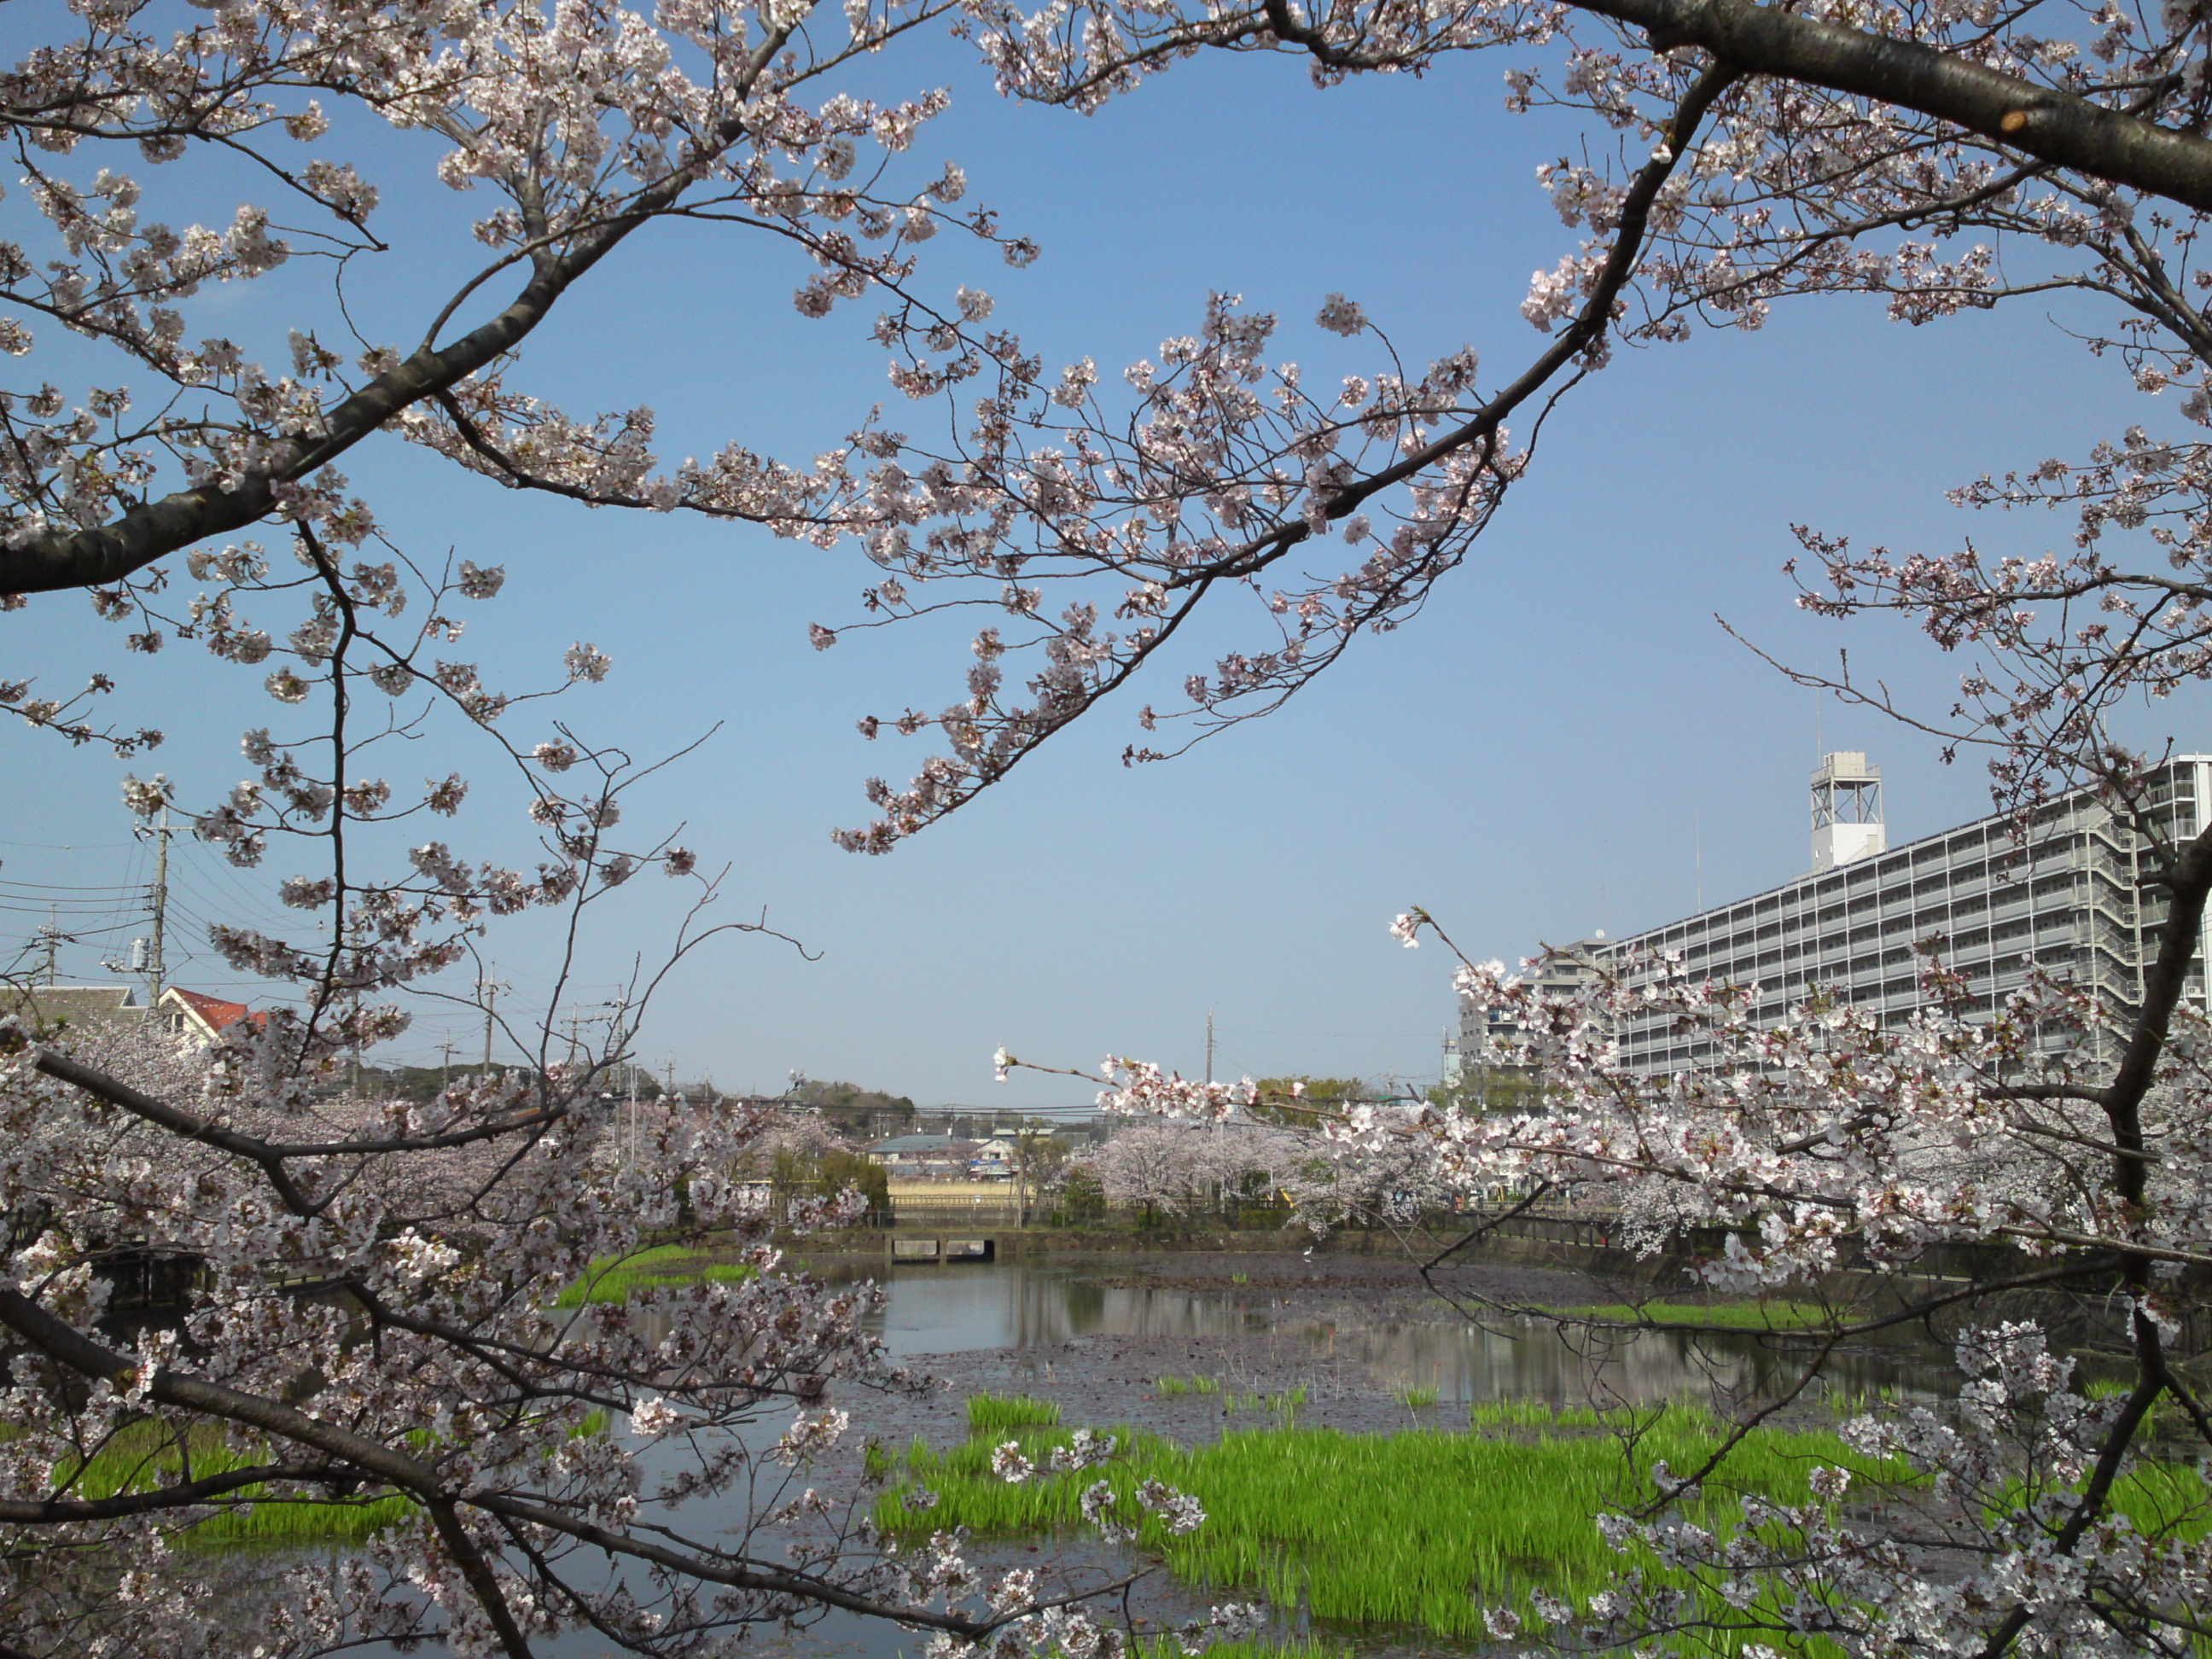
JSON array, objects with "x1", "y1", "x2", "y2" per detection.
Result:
[{"x1": 155, "y1": 987, "x2": 265, "y2": 1043}]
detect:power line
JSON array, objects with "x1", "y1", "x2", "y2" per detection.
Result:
[
  {"x1": 0, "y1": 884, "x2": 147, "y2": 898},
  {"x1": 175, "y1": 841, "x2": 297, "y2": 923},
  {"x1": 166, "y1": 867, "x2": 288, "y2": 934},
  {"x1": 0, "y1": 899, "x2": 145, "y2": 916},
  {"x1": 0, "y1": 916, "x2": 141, "y2": 936}
]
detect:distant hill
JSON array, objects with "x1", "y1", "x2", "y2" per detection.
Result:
[{"x1": 792, "y1": 1079, "x2": 917, "y2": 1135}]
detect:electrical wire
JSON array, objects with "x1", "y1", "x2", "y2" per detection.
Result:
[
  {"x1": 169, "y1": 869, "x2": 288, "y2": 936},
  {"x1": 0, "y1": 884, "x2": 146, "y2": 898}
]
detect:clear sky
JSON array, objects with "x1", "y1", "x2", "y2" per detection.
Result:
[{"x1": 1, "y1": 21, "x2": 2180, "y2": 1109}]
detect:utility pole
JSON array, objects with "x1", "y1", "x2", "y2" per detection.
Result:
[
  {"x1": 145, "y1": 806, "x2": 170, "y2": 1003},
  {"x1": 663, "y1": 1056, "x2": 677, "y2": 1111},
  {"x1": 438, "y1": 1039, "x2": 457, "y2": 1095},
  {"x1": 478, "y1": 970, "x2": 508, "y2": 1074},
  {"x1": 34, "y1": 910, "x2": 63, "y2": 985}
]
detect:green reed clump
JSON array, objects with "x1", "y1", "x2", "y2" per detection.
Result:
[
  {"x1": 969, "y1": 1394, "x2": 1064, "y2": 1434},
  {"x1": 555, "y1": 1244, "x2": 757, "y2": 1307},
  {"x1": 1991, "y1": 1457, "x2": 2212, "y2": 1545},
  {"x1": 1395, "y1": 1385, "x2": 1440, "y2": 1410},
  {"x1": 38, "y1": 1408, "x2": 614, "y2": 1551},
  {"x1": 880, "y1": 1401, "x2": 1918, "y2": 1641},
  {"x1": 1134, "y1": 1638, "x2": 1347, "y2": 1659},
  {"x1": 1469, "y1": 1399, "x2": 1599, "y2": 1431},
  {"x1": 46, "y1": 1421, "x2": 415, "y2": 1549},
  {"x1": 191, "y1": 1489, "x2": 416, "y2": 1547},
  {"x1": 1156, "y1": 1377, "x2": 1190, "y2": 1395},
  {"x1": 1190, "y1": 1377, "x2": 1222, "y2": 1395}
]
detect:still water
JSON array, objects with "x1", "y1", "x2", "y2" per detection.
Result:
[
  {"x1": 345, "y1": 1256, "x2": 1959, "y2": 1656},
  {"x1": 816, "y1": 1254, "x2": 1955, "y2": 1404}
]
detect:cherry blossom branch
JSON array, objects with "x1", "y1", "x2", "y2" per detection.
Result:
[
  {"x1": 32, "y1": 1049, "x2": 564, "y2": 1165},
  {"x1": 0, "y1": 17, "x2": 804, "y2": 596}
]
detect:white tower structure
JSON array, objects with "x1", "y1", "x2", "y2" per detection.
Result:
[{"x1": 1809, "y1": 751, "x2": 1885, "y2": 874}]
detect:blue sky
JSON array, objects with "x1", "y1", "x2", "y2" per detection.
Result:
[{"x1": 1, "y1": 21, "x2": 2180, "y2": 1108}]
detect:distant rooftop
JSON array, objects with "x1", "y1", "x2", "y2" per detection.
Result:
[
  {"x1": 0, "y1": 983, "x2": 142, "y2": 1029},
  {"x1": 866, "y1": 1133, "x2": 981, "y2": 1155},
  {"x1": 162, "y1": 987, "x2": 255, "y2": 1034}
]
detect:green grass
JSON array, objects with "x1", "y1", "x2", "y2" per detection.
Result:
[
  {"x1": 1540, "y1": 1301, "x2": 1834, "y2": 1330},
  {"x1": 41, "y1": 1421, "x2": 414, "y2": 1548},
  {"x1": 1133, "y1": 1639, "x2": 1348, "y2": 1659},
  {"x1": 554, "y1": 1244, "x2": 758, "y2": 1307},
  {"x1": 190, "y1": 1487, "x2": 416, "y2": 1546},
  {"x1": 878, "y1": 1400, "x2": 1917, "y2": 1641},
  {"x1": 1992, "y1": 1457, "x2": 2212, "y2": 1545},
  {"x1": 34, "y1": 1409, "x2": 611, "y2": 1550},
  {"x1": 1156, "y1": 1377, "x2": 1190, "y2": 1395},
  {"x1": 969, "y1": 1394, "x2": 1062, "y2": 1434},
  {"x1": 1469, "y1": 1399, "x2": 1604, "y2": 1431},
  {"x1": 1394, "y1": 1385, "x2": 1440, "y2": 1410}
]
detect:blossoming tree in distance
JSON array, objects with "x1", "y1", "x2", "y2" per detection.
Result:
[{"x1": 9, "y1": 0, "x2": 2212, "y2": 1652}]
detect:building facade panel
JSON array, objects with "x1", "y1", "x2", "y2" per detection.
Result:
[{"x1": 1513, "y1": 757, "x2": 2212, "y2": 1078}]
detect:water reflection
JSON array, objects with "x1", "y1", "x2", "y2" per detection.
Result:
[{"x1": 808, "y1": 1256, "x2": 1954, "y2": 1405}]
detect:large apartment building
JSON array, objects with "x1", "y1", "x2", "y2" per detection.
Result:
[{"x1": 1463, "y1": 754, "x2": 2212, "y2": 1079}]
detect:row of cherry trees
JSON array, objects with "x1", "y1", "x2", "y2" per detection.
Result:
[{"x1": 10, "y1": 0, "x2": 2212, "y2": 1650}]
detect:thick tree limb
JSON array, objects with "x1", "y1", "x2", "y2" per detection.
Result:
[
  {"x1": 35, "y1": 1048, "x2": 565, "y2": 1165},
  {"x1": 1569, "y1": 0, "x2": 2212, "y2": 211},
  {"x1": 1260, "y1": 0, "x2": 2212, "y2": 209},
  {"x1": 0, "y1": 1464, "x2": 309, "y2": 1522}
]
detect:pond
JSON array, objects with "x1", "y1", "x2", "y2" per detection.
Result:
[
  {"x1": 805, "y1": 1251, "x2": 1956, "y2": 1405},
  {"x1": 315, "y1": 1250, "x2": 1970, "y2": 1658}
]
